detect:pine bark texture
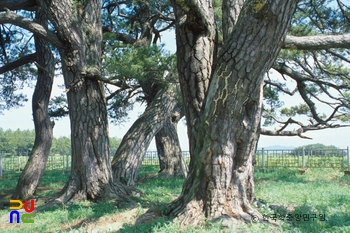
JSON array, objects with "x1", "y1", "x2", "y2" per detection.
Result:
[
  {"x1": 12, "y1": 10, "x2": 54, "y2": 200},
  {"x1": 172, "y1": 0, "x2": 217, "y2": 158},
  {"x1": 168, "y1": 0, "x2": 298, "y2": 224},
  {"x1": 155, "y1": 104, "x2": 188, "y2": 178},
  {"x1": 109, "y1": 1, "x2": 187, "y2": 183},
  {"x1": 35, "y1": 0, "x2": 127, "y2": 201},
  {"x1": 112, "y1": 86, "x2": 182, "y2": 185}
]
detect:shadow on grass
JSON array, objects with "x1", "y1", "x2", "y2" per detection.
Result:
[
  {"x1": 0, "y1": 170, "x2": 69, "y2": 210},
  {"x1": 117, "y1": 216, "x2": 170, "y2": 233}
]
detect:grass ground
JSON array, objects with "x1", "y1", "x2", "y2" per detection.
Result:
[{"x1": 0, "y1": 166, "x2": 349, "y2": 232}]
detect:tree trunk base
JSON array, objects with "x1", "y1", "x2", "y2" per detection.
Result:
[
  {"x1": 169, "y1": 200, "x2": 205, "y2": 226},
  {"x1": 157, "y1": 169, "x2": 187, "y2": 179},
  {"x1": 35, "y1": 178, "x2": 142, "y2": 212},
  {"x1": 167, "y1": 199, "x2": 264, "y2": 227}
]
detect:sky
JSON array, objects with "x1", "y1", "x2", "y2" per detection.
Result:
[{"x1": 1, "y1": 30, "x2": 349, "y2": 151}]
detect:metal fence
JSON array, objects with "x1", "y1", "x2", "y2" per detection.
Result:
[
  {"x1": 0, "y1": 151, "x2": 192, "y2": 174},
  {"x1": 255, "y1": 147, "x2": 350, "y2": 169},
  {"x1": 0, "y1": 147, "x2": 349, "y2": 175}
]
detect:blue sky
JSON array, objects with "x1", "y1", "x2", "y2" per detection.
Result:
[{"x1": 1, "y1": 30, "x2": 349, "y2": 150}]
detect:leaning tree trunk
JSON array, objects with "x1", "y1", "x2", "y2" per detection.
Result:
[
  {"x1": 155, "y1": 104, "x2": 188, "y2": 178},
  {"x1": 12, "y1": 10, "x2": 55, "y2": 200},
  {"x1": 36, "y1": 0, "x2": 128, "y2": 202},
  {"x1": 112, "y1": 85, "x2": 181, "y2": 185},
  {"x1": 167, "y1": 0, "x2": 298, "y2": 225},
  {"x1": 142, "y1": 73, "x2": 188, "y2": 179}
]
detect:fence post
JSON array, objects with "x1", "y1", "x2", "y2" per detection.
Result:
[
  {"x1": 0, "y1": 155, "x2": 2, "y2": 177},
  {"x1": 302, "y1": 147, "x2": 305, "y2": 169},
  {"x1": 262, "y1": 148, "x2": 265, "y2": 170},
  {"x1": 309, "y1": 150, "x2": 312, "y2": 167},
  {"x1": 18, "y1": 156, "x2": 21, "y2": 172},
  {"x1": 348, "y1": 147, "x2": 350, "y2": 170},
  {"x1": 66, "y1": 154, "x2": 69, "y2": 171},
  {"x1": 345, "y1": 147, "x2": 350, "y2": 176},
  {"x1": 299, "y1": 147, "x2": 306, "y2": 174}
]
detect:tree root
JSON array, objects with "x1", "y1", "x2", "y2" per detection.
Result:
[
  {"x1": 166, "y1": 199, "x2": 269, "y2": 228},
  {"x1": 34, "y1": 179, "x2": 143, "y2": 212}
]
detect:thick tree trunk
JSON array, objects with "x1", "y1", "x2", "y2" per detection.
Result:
[
  {"x1": 12, "y1": 10, "x2": 54, "y2": 200},
  {"x1": 173, "y1": 2, "x2": 217, "y2": 158},
  {"x1": 112, "y1": 86, "x2": 181, "y2": 185},
  {"x1": 167, "y1": 0, "x2": 298, "y2": 225},
  {"x1": 36, "y1": 0, "x2": 128, "y2": 202},
  {"x1": 155, "y1": 105, "x2": 188, "y2": 178}
]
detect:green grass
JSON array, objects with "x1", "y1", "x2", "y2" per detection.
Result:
[{"x1": 0, "y1": 167, "x2": 349, "y2": 232}]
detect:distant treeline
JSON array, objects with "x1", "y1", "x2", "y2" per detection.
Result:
[
  {"x1": 0, "y1": 128, "x2": 121, "y2": 156},
  {"x1": 291, "y1": 143, "x2": 342, "y2": 156}
]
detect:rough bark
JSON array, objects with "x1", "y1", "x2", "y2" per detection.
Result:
[
  {"x1": 0, "y1": 53, "x2": 36, "y2": 74},
  {"x1": 0, "y1": 10, "x2": 62, "y2": 47},
  {"x1": 0, "y1": 0, "x2": 37, "y2": 11},
  {"x1": 32, "y1": 0, "x2": 128, "y2": 202},
  {"x1": 222, "y1": 0, "x2": 245, "y2": 41},
  {"x1": 12, "y1": 10, "x2": 54, "y2": 200},
  {"x1": 172, "y1": 0, "x2": 217, "y2": 158},
  {"x1": 106, "y1": 2, "x2": 187, "y2": 184},
  {"x1": 155, "y1": 103, "x2": 188, "y2": 178},
  {"x1": 112, "y1": 85, "x2": 181, "y2": 186},
  {"x1": 283, "y1": 34, "x2": 350, "y2": 50},
  {"x1": 167, "y1": 0, "x2": 298, "y2": 225}
]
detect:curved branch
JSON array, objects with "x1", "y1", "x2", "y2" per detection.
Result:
[
  {"x1": 174, "y1": 0, "x2": 214, "y2": 33},
  {"x1": 102, "y1": 26, "x2": 137, "y2": 44},
  {"x1": 326, "y1": 49, "x2": 350, "y2": 64},
  {"x1": 261, "y1": 120, "x2": 350, "y2": 139},
  {"x1": 0, "y1": 10, "x2": 62, "y2": 48},
  {"x1": 264, "y1": 79, "x2": 297, "y2": 96},
  {"x1": 0, "y1": 0, "x2": 37, "y2": 11},
  {"x1": 0, "y1": 53, "x2": 36, "y2": 74},
  {"x1": 283, "y1": 34, "x2": 350, "y2": 50},
  {"x1": 273, "y1": 62, "x2": 350, "y2": 91},
  {"x1": 261, "y1": 128, "x2": 312, "y2": 139}
]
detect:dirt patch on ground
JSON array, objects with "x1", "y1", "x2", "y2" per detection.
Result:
[
  {"x1": 0, "y1": 206, "x2": 148, "y2": 232},
  {"x1": 63, "y1": 207, "x2": 147, "y2": 232}
]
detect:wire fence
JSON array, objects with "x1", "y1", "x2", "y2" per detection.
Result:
[
  {"x1": 0, "y1": 148, "x2": 349, "y2": 176},
  {"x1": 255, "y1": 148, "x2": 350, "y2": 170}
]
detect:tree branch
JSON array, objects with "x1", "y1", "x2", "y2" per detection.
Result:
[
  {"x1": 273, "y1": 62, "x2": 350, "y2": 91},
  {"x1": 0, "y1": 53, "x2": 36, "y2": 74},
  {"x1": 174, "y1": 0, "x2": 215, "y2": 33},
  {"x1": 261, "y1": 119, "x2": 350, "y2": 139},
  {"x1": 283, "y1": 34, "x2": 350, "y2": 50},
  {"x1": 261, "y1": 128, "x2": 312, "y2": 139},
  {"x1": 326, "y1": 49, "x2": 350, "y2": 64},
  {"x1": 0, "y1": 10, "x2": 62, "y2": 48},
  {"x1": 102, "y1": 26, "x2": 137, "y2": 44},
  {"x1": 0, "y1": 0, "x2": 37, "y2": 11},
  {"x1": 264, "y1": 79, "x2": 297, "y2": 96}
]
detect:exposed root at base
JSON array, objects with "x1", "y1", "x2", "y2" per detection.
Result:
[
  {"x1": 135, "y1": 210, "x2": 164, "y2": 225},
  {"x1": 166, "y1": 200, "x2": 271, "y2": 229},
  {"x1": 168, "y1": 200, "x2": 206, "y2": 226},
  {"x1": 35, "y1": 180, "x2": 143, "y2": 212}
]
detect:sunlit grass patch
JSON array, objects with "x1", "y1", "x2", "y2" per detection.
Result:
[{"x1": 0, "y1": 167, "x2": 349, "y2": 232}]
